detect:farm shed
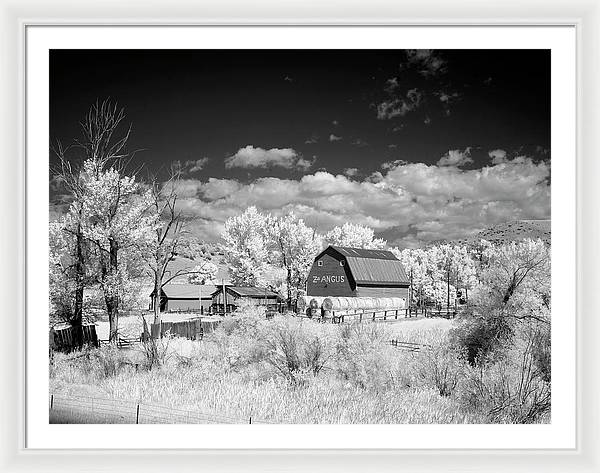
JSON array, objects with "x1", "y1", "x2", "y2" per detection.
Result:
[
  {"x1": 211, "y1": 286, "x2": 281, "y2": 313},
  {"x1": 150, "y1": 284, "x2": 216, "y2": 313},
  {"x1": 306, "y1": 246, "x2": 410, "y2": 299}
]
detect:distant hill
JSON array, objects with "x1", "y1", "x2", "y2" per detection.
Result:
[
  {"x1": 164, "y1": 255, "x2": 230, "y2": 284},
  {"x1": 474, "y1": 219, "x2": 551, "y2": 245}
]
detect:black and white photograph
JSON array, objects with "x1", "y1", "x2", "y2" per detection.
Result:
[{"x1": 48, "y1": 48, "x2": 551, "y2": 425}]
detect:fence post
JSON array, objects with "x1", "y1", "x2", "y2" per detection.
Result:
[
  {"x1": 50, "y1": 394, "x2": 54, "y2": 410},
  {"x1": 136, "y1": 404, "x2": 140, "y2": 424},
  {"x1": 384, "y1": 310, "x2": 387, "y2": 321},
  {"x1": 249, "y1": 416, "x2": 252, "y2": 424},
  {"x1": 395, "y1": 309, "x2": 398, "y2": 319}
]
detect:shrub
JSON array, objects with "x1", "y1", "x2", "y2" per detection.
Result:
[
  {"x1": 335, "y1": 322, "x2": 398, "y2": 391},
  {"x1": 449, "y1": 307, "x2": 512, "y2": 364},
  {"x1": 458, "y1": 333, "x2": 550, "y2": 423},
  {"x1": 412, "y1": 344, "x2": 467, "y2": 397},
  {"x1": 261, "y1": 317, "x2": 337, "y2": 384}
]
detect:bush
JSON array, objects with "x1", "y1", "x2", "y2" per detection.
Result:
[
  {"x1": 261, "y1": 317, "x2": 337, "y2": 384},
  {"x1": 412, "y1": 344, "x2": 467, "y2": 397},
  {"x1": 458, "y1": 333, "x2": 550, "y2": 423},
  {"x1": 449, "y1": 308, "x2": 512, "y2": 364},
  {"x1": 335, "y1": 322, "x2": 399, "y2": 391}
]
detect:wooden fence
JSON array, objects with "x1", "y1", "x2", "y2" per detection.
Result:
[
  {"x1": 389, "y1": 339, "x2": 432, "y2": 352},
  {"x1": 295, "y1": 305, "x2": 457, "y2": 324},
  {"x1": 150, "y1": 319, "x2": 221, "y2": 340},
  {"x1": 49, "y1": 324, "x2": 99, "y2": 352}
]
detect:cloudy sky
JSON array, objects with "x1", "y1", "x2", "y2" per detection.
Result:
[{"x1": 50, "y1": 49, "x2": 550, "y2": 247}]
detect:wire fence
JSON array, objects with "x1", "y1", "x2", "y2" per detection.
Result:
[{"x1": 49, "y1": 393, "x2": 272, "y2": 424}]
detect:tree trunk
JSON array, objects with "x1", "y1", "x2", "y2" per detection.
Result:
[
  {"x1": 502, "y1": 281, "x2": 517, "y2": 305},
  {"x1": 446, "y1": 269, "x2": 450, "y2": 309},
  {"x1": 107, "y1": 238, "x2": 119, "y2": 343},
  {"x1": 72, "y1": 223, "x2": 85, "y2": 348},
  {"x1": 153, "y1": 271, "x2": 162, "y2": 325},
  {"x1": 286, "y1": 268, "x2": 292, "y2": 309}
]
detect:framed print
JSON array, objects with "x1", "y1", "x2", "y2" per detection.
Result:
[{"x1": 1, "y1": 0, "x2": 599, "y2": 472}]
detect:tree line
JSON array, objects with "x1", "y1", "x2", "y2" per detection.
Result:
[{"x1": 50, "y1": 100, "x2": 550, "y2": 346}]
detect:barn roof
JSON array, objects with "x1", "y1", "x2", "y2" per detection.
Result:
[
  {"x1": 158, "y1": 284, "x2": 216, "y2": 299},
  {"x1": 318, "y1": 246, "x2": 410, "y2": 286},
  {"x1": 332, "y1": 246, "x2": 399, "y2": 260},
  {"x1": 211, "y1": 286, "x2": 280, "y2": 298}
]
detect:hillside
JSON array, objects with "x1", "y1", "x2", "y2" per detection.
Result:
[{"x1": 475, "y1": 219, "x2": 551, "y2": 245}]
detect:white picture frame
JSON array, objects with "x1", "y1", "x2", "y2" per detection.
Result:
[{"x1": 1, "y1": 0, "x2": 599, "y2": 471}]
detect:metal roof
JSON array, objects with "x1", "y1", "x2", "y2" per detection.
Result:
[
  {"x1": 344, "y1": 257, "x2": 409, "y2": 285},
  {"x1": 332, "y1": 246, "x2": 399, "y2": 260},
  {"x1": 159, "y1": 284, "x2": 216, "y2": 299},
  {"x1": 318, "y1": 246, "x2": 409, "y2": 285},
  {"x1": 211, "y1": 286, "x2": 280, "y2": 298}
]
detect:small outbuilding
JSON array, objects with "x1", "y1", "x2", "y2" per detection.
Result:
[
  {"x1": 211, "y1": 286, "x2": 281, "y2": 313},
  {"x1": 150, "y1": 284, "x2": 216, "y2": 313},
  {"x1": 306, "y1": 246, "x2": 410, "y2": 298}
]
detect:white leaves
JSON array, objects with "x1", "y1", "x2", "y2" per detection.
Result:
[
  {"x1": 325, "y1": 222, "x2": 387, "y2": 249},
  {"x1": 78, "y1": 159, "x2": 158, "y2": 249},
  {"x1": 188, "y1": 260, "x2": 219, "y2": 285},
  {"x1": 222, "y1": 206, "x2": 272, "y2": 287},
  {"x1": 221, "y1": 207, "x2": 324, "y2": 300}
]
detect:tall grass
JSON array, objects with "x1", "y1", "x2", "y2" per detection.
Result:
[{"x1": 50, "y1": 311, "x2": 548, "y2": 424}]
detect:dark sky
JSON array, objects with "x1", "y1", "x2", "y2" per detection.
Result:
[
  {"x1": 49, "y1": 49, "x2": 551, "y2": 247},
  {"x1": 50, "y1": 49, "x2": 549, "y2": 178}
]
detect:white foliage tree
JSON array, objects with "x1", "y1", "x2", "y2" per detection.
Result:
[
  {"x1": 269, "y1": 213, "x2": 323, "y2": 305},
  {"x1": 325, "y1": 222, "x2": 387, "y2": 249},
  {"x1": 221, "y1": 206, "x2": 272, "y2": 287},
  {"x1": 480, "y1": 238, "x2": 550, "y2": 320},
  {"x1": 188, "y1": 260, "x2": 219, "y2": 285},
  {"x1": 80, "y1": 159, "x2": 156, "y2": 341}
]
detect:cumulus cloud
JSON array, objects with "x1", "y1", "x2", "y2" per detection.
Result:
[
  {"x1": 187, "y1": 158, "x2": 209, "y2": 173},
  {"x1": 376, "y1": 88, "x2": 422, "y2": 120},
  {"x1": 304, "y1": 133, "x2": 318, "y2": 144},
  {"x1": 225, "y1": 145, "x2": 311, "y2": 170},
  {"x1": 329, "y1": 134, "x2": 342, "y2": 142},
  {"x1": 171, "y1": 158, "x2": 209, "y2": 175},
  {"x1": 351, "y1": 138, "x2": 369, "y2": 147},
  {"x1": 381, "y1": 159, "x2": 408, "y2": 170},
  {"x1": 170, "y1": 157, "x2": 550, "y2": 249},
  {"x1": 384, "y1": 77, "x2": 400, "y2": 93},
  {"x1": 488, "y1": 149, "x2": 508, "y2": 164},
  {"x1": 405, "y1": 49, "x2": 446, "y2": 77},
  {"x1": 437, "y1": 148, "x2": 473, "y2": 167}
]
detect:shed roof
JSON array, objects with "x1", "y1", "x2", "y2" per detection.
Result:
[
  {"x1": 158, "y1": 284, "x2": 216, "y2": 299},
  {"x1": 318, "y1": 246, "x2": 410, "y2": 286},
  {"x1": 212, "y1": 286, "x2": 280, "y2": 298}
]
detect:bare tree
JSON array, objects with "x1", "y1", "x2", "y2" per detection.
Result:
[{"x1": 144, "y1": 172, "x2": 186, "y2": 326}]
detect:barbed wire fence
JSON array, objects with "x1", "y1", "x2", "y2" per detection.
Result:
[{"x1": 49, "y1": 393, "x2": 272, "y2": 424}]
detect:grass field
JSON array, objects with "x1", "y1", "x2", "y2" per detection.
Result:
[{"x1": 50, "y1": 312, "x2": 549, "y2": 424}]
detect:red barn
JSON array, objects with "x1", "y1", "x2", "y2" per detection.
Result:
[{"x1": 306, "y1": 246, "x2": 410, "y2": 299}]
